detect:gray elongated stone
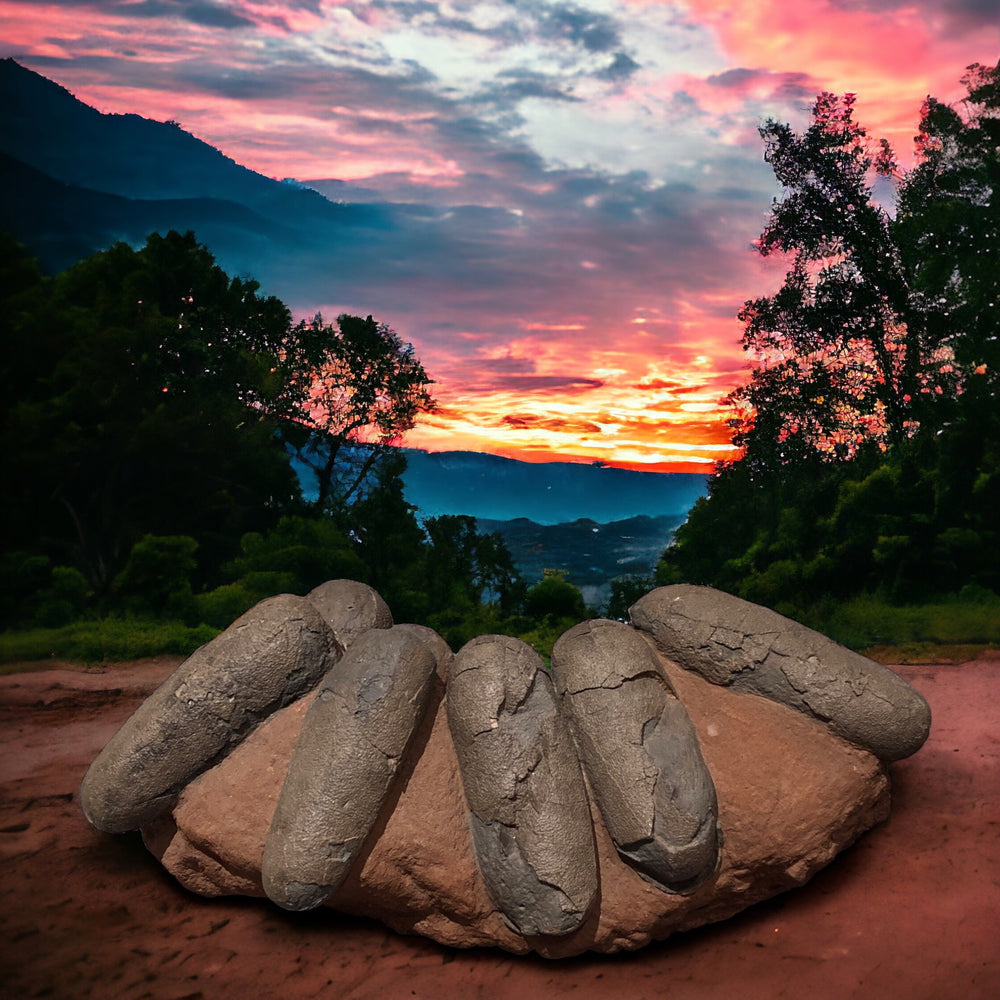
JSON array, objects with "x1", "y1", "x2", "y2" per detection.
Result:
[
  {"x1": 80, "y1": 594, "x2": 340, "y2": 833},
  {"x1": 446, "y1": 635, "x2": 598, "y2": 938},
  {"x1": 551, "y1": 619, "x2": 719, "y2": 893},
  {"x1": 306, "y1": 579, "x2": 393, "y2": 649},
  {"x1": 630, "y1": 584, "x2": 931, "y2": 761},
  {"x1": 262, "y1": 625, "x2": 438, "y2": 911}
]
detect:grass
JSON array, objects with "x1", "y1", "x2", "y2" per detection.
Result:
[
  {"x1": 2, "y1": 594, "x2": 998, "y2": 673},
  {"x1": 0, "y1": 617, "x2": 218, "y2": 670},
  {"x1": 799, "y1": 593, "x2": 1000, "y2": 658}
]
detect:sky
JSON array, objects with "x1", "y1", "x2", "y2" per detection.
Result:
[{"x1": 2, "y1": 1, "x2": 997, "y2": 472}]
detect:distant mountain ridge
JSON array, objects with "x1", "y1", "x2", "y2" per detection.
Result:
[
  {"x1": 397, "y1": 450, "x2": 705, "y2": 606},
  {"x1": 400, "y1": 449, "x2": 707, "y2": 524},
  {"x1": 0, "y1": 58, "x2": 385, "y2": 288},
  {"x1": 476, "y1": 513, "x2": 686, "y2": 607}
]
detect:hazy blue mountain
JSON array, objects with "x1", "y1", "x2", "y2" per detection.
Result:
[
  {"x1": 0, "y1": 150, "x2": 300, "y2": 275},
  {"x1": 0, "y1": 60, "x2": 587, "y2": 321},
  {"x1": 400, "y1": 449, "x2": 707, "y2": 525},
  {"x1": 476, "y1": 513, "x2": 685, "y2": 607},
  {"x1": 0, "y1": 59, "x2": 379, "y2": 226},
  {"x1": 0, "y1": 59, "x2": 389, "y2": 290}
]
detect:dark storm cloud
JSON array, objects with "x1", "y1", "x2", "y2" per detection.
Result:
[
  {"x1": 706, "y1": 66, "x2": 815, "y2": 102},
  {"x1": 107, "y1": 1, "x2": 256, "y2": 30},
  {"x1": 528, "y1": 0, "x2": 622, "y2": 52},
  {"x1": 596, "y1": 52, "x2": 641, "y2": 82},
  {"x1": 829, "y1": 0, "x2": 1000, "y2": 34}
]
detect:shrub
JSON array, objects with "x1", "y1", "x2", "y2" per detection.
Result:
[
  {"x1": 524, "y1": 572, "x2": 588, "y2": 623},
  {"x1": 113, "y1": 535, "x2": 199, "y2": 622}
]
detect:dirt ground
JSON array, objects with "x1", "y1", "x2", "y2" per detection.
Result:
[{"x1": 1, "y1": 653, "x2": 997, "y2": 1000}]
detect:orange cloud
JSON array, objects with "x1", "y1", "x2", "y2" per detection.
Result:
[{"x1": 675, "y1": 0, "x2": 1000, "y2": 163}]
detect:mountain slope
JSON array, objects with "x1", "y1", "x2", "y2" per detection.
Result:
[
  {"x1": 401, "y1": 449, "x2": 707, "y2": 524},
  {"x1": 0, "y1": 150, "x2": 301, "y2": 274},
  {"x1": 0, "y1": 59, "x2": 399, "y2": 287},
  {"x1": 0, "y1": 58, "x2": 382, "y2": 231}
]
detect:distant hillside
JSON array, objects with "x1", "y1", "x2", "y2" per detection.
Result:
[
  {"x1": 0, "y1": 58, "x2": 386, "y2": 290},
  {"x1": 400, "y1": 449, "x2": 707, "y2": 524},
  {"x1": 477, "y1": 513, "x2": 684, "y2": 607}
]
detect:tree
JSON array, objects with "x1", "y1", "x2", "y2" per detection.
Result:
[
  {"x1": 895, "y1": 61, "x2": 1000, "y2": 414},
  {"x1": 2, "y1": 231, "x2": 304, "y2": 591},
  {"x1": 285, "y1": 313, "x2": 435, "y2": 511},
  {"x1": 2, "y1": 231, "x2": 438, "y2": 600},
  {"x1": 731, "y1": 92, "x2": 958, "y2": 474},
  {"x1": 658, "y1": 66, "x2": 1000, "y2": 612},
  {"x1": 423, "y1": 515, "x2": 525, "y2": 615},
  {"x1": 524, "y1": 571, "x2": 588, "y2": 623}
]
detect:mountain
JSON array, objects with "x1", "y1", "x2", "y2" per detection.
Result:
[
  {"x1": 400, "y1": 449, "x2": 706, "y2": 524},
  {"x1": 476, "y1": 513, "x2": 686, "y2": 607},
  {"x1": 0, "y1": 58, "x2": 386, "y2": 284},
  {"x1": 397, "y1": 450, "x2": 706, "y2": 605}
]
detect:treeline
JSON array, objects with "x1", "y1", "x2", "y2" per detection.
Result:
[
  {"x1": 657, "y1": 63, "x2": 999, "y2": 647},
  {"x1": 0, "y1": 230, "x2": 588, "y2": 658}
]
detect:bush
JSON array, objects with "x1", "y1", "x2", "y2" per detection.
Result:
[
  {"x1": 113, "y1": 534, "x2": 199, "y2": 622},
  {"x1": 195, "y1": 583, "x2": 259, "y2": 630},
  {"x1": 225, "y1": 516, "x2": 367, "y2": 595},
  {"x1": 0, "y1": 617, "x2": 218, "y2": 665},
  {"x1": 801, "y1": 593, "x2": 1000, "y2": 649},
  {"x1": 524, "y1": 572, "x2": 588, "y2": 623}
]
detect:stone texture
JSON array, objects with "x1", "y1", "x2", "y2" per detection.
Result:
[
  {"x1": 262, "y1": 626, "x2": 438, "y2": 911},
  {"x1": 446, "y1": 635, "x2": 598, "y2": 937},
  {"x1": 630, "y1": 584, "x2": 932, "y2": 761},
  {"x1": 81, "y1": 593, "x2": 339, "y2": 833},
  {"x1": 306, "y1": 579, "x2": 393, "y2": 648},
  {"x1": 142, "y1": 634, "x2": 891, "y2": 957},
  {"x1": 551, "y1": 619, "x2": 719, "y2": 893}
]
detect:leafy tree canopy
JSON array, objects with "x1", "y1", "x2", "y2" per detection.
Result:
[
  {"x1": 659, "y1": 62, "x2": 999, "y2": 618},
  {"x1": 1, "y1": 230, "x2": 435, "y2": 594}
]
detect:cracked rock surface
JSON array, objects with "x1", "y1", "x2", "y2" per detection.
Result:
[
  {"x1": 630, "y1": 585, "x2": 931, "y2": 762},
  {"x1": 263, "y1": 625, "x2": 440, "y2": 911},
  {"x1": 81, "y1": 580, "x2": 929, "y2": 956},
  {"x1": 446, "y1": 635, "x2": 598, "y2": 937},
  {"x1": 80, "y1": 593, "x2": 340, "y2": 833},
  {"x1": 551, "y1": 619, "x2": 719, "y2": 893},
  {"x1": 306, "y1": 578, "x2": 393, "y2": 649}
]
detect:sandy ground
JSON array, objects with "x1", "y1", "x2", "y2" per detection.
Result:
[{"x1": 0, "y1": 654, "x2": 997, "y2": 1000}]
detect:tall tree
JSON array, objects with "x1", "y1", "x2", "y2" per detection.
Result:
[
  {"x1": 731, "y1": 92, "x2": 957, "y2": 474},
  {"x1": 3, "y1": 231, "x2": 302, "y2": 589},
  {"x1": 285, "y1": 313, "x2": 435, "y2": 512},
  {"x1": 2, "y1": 231, "x2": 437, "y2": 593},
  {"x1": 894, "y1": 60, "x2": 1000, "y2": 411}
]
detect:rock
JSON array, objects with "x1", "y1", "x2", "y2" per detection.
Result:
[
  {"x1": 446, "y1": 635, "x2": 598, "y2": 937},
  {"x1": 81, "y1": 593, "x2": 340, "y2": 833},
  {"x1": 306, "y1": 579, "x2": 393, "y2": 648},
  {"x1": 551, "y1": 619, "x2": 719, "y2": 893},
  {"x1": 142, "y1": 635, "x2": 891, "y2": 957},
  {"x1": 630, "y1": 585, "x2": 932, "y2": 761},
  {"x1": 262, "y1": 627, "x2": 439, "y2": 911}
]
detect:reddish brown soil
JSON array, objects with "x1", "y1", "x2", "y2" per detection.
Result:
[{"x1": 1, "y1": 655, "x2": 997, "y2": 1000}]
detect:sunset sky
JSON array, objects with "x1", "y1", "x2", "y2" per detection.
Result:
[{"x1": 2, "y1": 1, "x2": 997, "y2": 471}]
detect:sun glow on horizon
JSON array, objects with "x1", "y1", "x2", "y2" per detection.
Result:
[{"x1": 3, "y1": 0, "x2": 994, "y2": 473}]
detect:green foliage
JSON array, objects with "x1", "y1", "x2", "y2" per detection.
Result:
[
  {"x1": 801, "y1": 593, "x2": 1000, "y2": 650},
  {"x1": 524, "y1": 571, "x2": 588, "y2": 623},
  {"x1": 112, "y1": 534, "x2": 199, "y2": 622},
  {"x1": 0, "y1": 617, "x2": 218, "y2": 666},
  {"x1": 606, "y1": 574, "x2": 654, "y2": 620},
  {"x1": 33, "y1": 565, "x2": 91, "y2": 628},
  {"x1": 0, "y1": 551, "x2": 91, "y2": 629},
  {"x1": 2, "y1": 231, "x2": 302, "y2": 592},
  {"x1": 225, "y1": 516, "x2": 368, "y2": 594},
  {"x1": 659, "y1": 63, "x2": 999, "y2": 647}
]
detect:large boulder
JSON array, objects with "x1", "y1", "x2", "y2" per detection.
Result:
[{"x1": 140, "y1": 624, "x2": 892, "y2": 956}]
